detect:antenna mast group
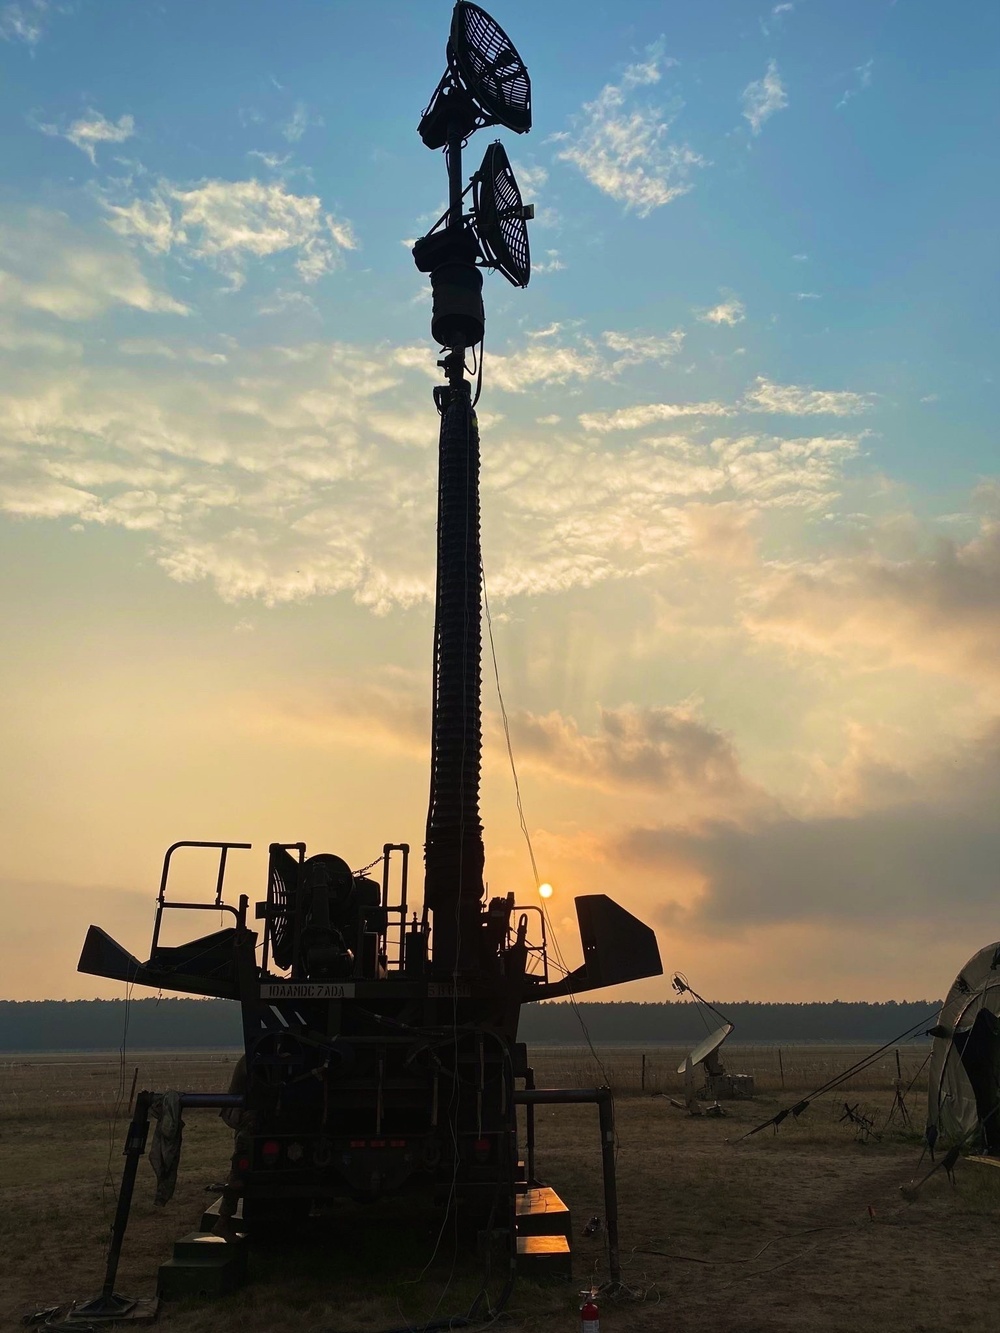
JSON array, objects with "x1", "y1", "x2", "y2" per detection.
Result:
[{"x1": 414, "y1": 2, "x2": 534, "y2": 973}]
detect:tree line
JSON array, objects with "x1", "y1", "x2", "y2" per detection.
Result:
[{"x1": 0, "y1": 997, "x2": 942, "y2": 1052}]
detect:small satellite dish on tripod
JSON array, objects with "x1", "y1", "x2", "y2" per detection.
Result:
[
  {"x1": 676, "y1": 1023, "x2": 735, "y2": 1079},
  {"x1": 670, "y1": 974, "x2": 755, "y2": 1106}
]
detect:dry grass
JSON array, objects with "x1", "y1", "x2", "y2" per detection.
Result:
[{"x1": 4, "y1": 1044, "x2": 997, "y2": 1333}]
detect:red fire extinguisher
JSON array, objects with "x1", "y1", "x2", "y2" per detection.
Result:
[{"x1": 580, "y1": 1291, "x2": 599, "y2": 1333}]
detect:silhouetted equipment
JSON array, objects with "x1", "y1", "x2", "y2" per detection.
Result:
[
  {"x1": 671, "y1": 975, "x2": 754, "y2": 1101},
  {"x1": 473, "y1": 142, "x2": 532, "y2": 287},
  {"x1": 928, "y1": 942, "x2": 1000, "y2": 1156},
  {"x1": 413, "y1": 2, "x2": 533, "y2": 350},
  {"x1": 76, "y1": 0, "x2": 661, "y2": 1307}
]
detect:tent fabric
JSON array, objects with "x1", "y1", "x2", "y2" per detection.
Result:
[{"x1": 927, "y1": 942, "x2": 1000, "y2": 1151}]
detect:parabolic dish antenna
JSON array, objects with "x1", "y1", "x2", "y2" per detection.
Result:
[
  {"x1": 473, "y1": 141, "x2": 532, "y2": 287},
  {"x1": 449, "y1": 1, "x2": 532, "y2": 134},
  {"x1": 677, "y1": 1023, "x2": 734, "y2": 1075}
]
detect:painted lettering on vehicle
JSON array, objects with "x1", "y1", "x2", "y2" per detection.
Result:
[{"x1": 259, "y1": 983, "x2": 356, "y2": 999}]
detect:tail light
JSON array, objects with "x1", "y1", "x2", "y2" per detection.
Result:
[
  {"x1": 472, "y1": 1137, "x2": 491, "y2": 1163},
  {"x1": 260, "y1": 1139, "x2": 281, "y2": 1165}
]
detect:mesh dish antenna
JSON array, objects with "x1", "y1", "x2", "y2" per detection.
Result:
[
  {"x1": 449, "y1": 1, "x2": 531, "y2": 134},
  {"x1": 473, "y1": 141, "x2": 533, "y2": 287}
]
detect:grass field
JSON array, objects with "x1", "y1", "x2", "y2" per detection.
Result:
[{"x1": 3, "y1": 1044, "x2": 998, "y2": 1333}]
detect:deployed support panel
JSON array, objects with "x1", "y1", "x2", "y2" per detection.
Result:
[{"x1": 79, "y1": 839, "x2": 661, "y2": 1229}]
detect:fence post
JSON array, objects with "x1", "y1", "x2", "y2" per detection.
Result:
[
  {"x1": 641, "y1": 1053, "x2": 646, "y2": 1092},
  {"x1": 778, "y1": 1048, "x2": 785, "y2": 1090}
]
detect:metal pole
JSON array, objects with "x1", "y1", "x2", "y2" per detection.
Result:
[
  {"x1": 446, "y1": 123, "x2": 464, "y2": 232},
  {"x1": 73, "y1": 1091, "x2": 246, "y2": 1319},
  {"x1": 524, "y1": 1066, "x2": 536, "y2": 1185},
  {"x1": 597, "y1": 1089, "x2": 621, "y2": 1287}
]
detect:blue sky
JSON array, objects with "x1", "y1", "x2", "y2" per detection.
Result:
[{"x1": 1, "y1": 0, "x2": 998, "y2": 1001}]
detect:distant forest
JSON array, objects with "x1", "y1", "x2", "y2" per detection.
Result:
[{"x1": 0, "y1": 998, "x2": 942, "y2": 1053}]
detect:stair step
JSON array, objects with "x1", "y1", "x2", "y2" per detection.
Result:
[
  {"x1": 516, "y1": 1233, "x2": 572, "y2": 1278},
  {"x1": 173, "y1": 1230, "x2": 246, "y2": 1262},
  {"x1": 515, "y1": 1187, "x2": 571, "y2": 1238},
  {"x1": 158, "y1": 1241, "x2": 248, "y2": 1301}
]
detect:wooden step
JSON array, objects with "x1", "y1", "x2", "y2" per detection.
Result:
[
  {"x1": 173, "y1": 1230, "x2": 245, "y2": 1262},
  {"x1": 157, "y1": 1233, "x2": 248, "y2": 1301},
  {"x1": 516, "y1": 1233, "x2": 572, "y2": 1278},
  {"x1": 515, "y1": 1186, "x2": 571, "y2": 1238}
]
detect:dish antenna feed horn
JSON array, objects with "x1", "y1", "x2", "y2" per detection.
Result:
[{"x1": 413, "y1": 2, "x2": 533, "y2": 377}]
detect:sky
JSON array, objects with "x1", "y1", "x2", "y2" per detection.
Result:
[{"x1": 0, "y1": 0, "x2": 997, "y2": 1003}]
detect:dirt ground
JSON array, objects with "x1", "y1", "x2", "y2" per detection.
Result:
[{"x1": 2, "y1": 1046, "x2": 995, "y2": 1333}]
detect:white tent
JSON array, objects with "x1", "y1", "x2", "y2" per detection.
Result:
[{"x1": 927, "y1": 941, "x2": 1000, "y2": 1153}]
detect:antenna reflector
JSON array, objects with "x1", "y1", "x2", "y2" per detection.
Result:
[
  {"x1": 449, "y1": 2, "x2": 532, "y2": 134},
  {"x1": 676, "y1": 1023, "x2": 734, "y2": 1075},
  {"x1": 473, "y1": 141, "x2": 531, "y2": 288}
]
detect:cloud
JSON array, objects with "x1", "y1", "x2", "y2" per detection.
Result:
[
  {"x1": 742, "y1": 60, "x2": 788, "y2": 136},
  {"x1": 533, "y1": 249, "x2": 567, "y2": 274},
  {"x1": 486, "y1": 345, "x2": 602, "y2": 393},
  {"x1": 746, "y1": 523, "x2": 1000, "y2": 688},
  {"x1": 510, "y1": 703, "x2": 772, "y2": 820},
  {"x1": 579, "y1": 401, "x2": 733, "y2": 432},
  {"x1": 617, "y1": 719, "x2": 1000, "y2": 932},
  {"x1": 0, "y1": 209, "x2": 187, "y2": 320},
  {"x1": 698, "y1": 298, "x2": 745, "y2": 327},
  {"x1": 117, "y1": 338, "x2": 227, "y2": 365},
  {"x1": 556, "y1": 46, "x2": 705, "y2": 215},
  {"x1": 106, "y1": 178, "x2": 357, "y2": 287},
  {"x1": 837, "y1": 59, "x2": 874, "y2": 110},
  {"x1": 601, "y1": 328, "x2": 684, "y2": 367},
  {"x1": 281, "y1": 101, "x2": 322, "y2": 143},
  {"x1": 0, "y1": 0, "x2": 49, "y2": 44},
  {"x1": 42, "y1": 110, "x2": 135, "y2": 164},
  {"x1": 0, "y1": 329, "x2": 862, "y2": 609},
  {"x1": 743, "y1": 377, "x2": 873, "y2": 416},
  {"x1": 511, "y1": 161, "x2": 548, "y2": 195}
]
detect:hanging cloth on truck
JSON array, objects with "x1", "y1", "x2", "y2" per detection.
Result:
[{"x1": 148, "y1": 1090, "x2": 184, "y2": 1205}]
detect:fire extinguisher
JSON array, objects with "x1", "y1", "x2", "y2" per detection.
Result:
[{"x1": 580, "y1": 1291, "x2": 599, "y2": 1333}]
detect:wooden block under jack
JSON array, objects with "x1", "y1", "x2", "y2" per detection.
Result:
[{"x1": 516, "y1": 1233, "x2": 572, "y2": 1278}]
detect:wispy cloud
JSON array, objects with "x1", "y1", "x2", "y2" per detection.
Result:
[
  {"x1": 40, "y1": 110, "x2": 135, "y2": 164},
  {"x1": 837, "y1": 59, "x2": 874, "y2": 110},
  {"x1": 742, "y1": 60, "x2": 788, "y2": 136},
  {"x1": 1, "y1": 0, "x2": 49, "y2": 44},
  {"x1": 698, "y1": 298, "x2": 746, "y2": 326},
  {"x1": 747, "y1": 523, "x2": 1000, "y2": 688},
  {"x1": 511, "y1": 702, "x2": 772, "y2": 818},
  {"x1": 555, "y1": 45, "x2": 705, "y2": 216},
  {"x1": 601, "y1": 328, "x2": 684, "y2": 367},
  {"x1": 0, "y1": 329, "x2": 862, "y2": 609},
  {"x1": 743, "y1": 377, "x2": 872, "y2": 416},
  {"x1": 281, "y1": 101, "x2": 322, "y2": 143},
  {"x1": 0, "y1": 208, "x2": 187, "y2": 320},
  {"x1": 106, "y1": 178, "x2": 357, "y2": 287},
  {"x1": 580, "y1": 401, "x2": 731, "y2": 432}
]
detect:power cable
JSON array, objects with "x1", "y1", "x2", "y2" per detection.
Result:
[{"x1": 732, "y1": 1010, "x2": 939, "y2": 1142}]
